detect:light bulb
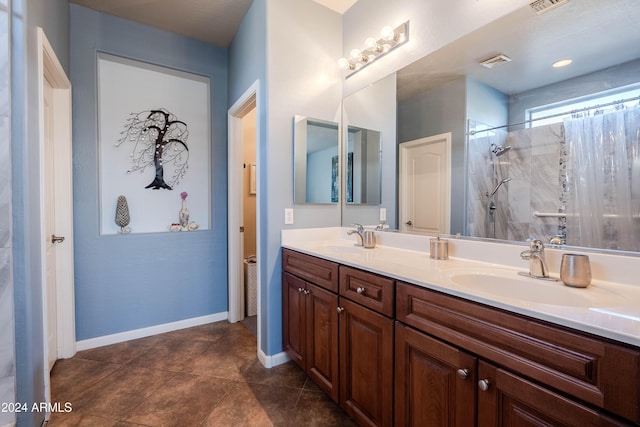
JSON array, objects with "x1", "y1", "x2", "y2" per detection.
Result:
[
  {"x1": 350, "y1": 48, "x2": 363, "y2": 61},
  {"x1": 365, "y1": 37, "x2": 379, "y2": 50},
  {"x1": 337, "y1": 57, "x2": 353, "y2": 70},
  {"x1": 381, "y1": 25, "x2": 395, "y2": 42}
]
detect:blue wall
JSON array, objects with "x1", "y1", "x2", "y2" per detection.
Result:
[
  {"x1": 70, "y1": 5, "x2": 229, "y2": 340},
  {"x1": 228, "y1": 0, "x2": 269, "y2": 351}
]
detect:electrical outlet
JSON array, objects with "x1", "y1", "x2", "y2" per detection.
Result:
[
  {"x1": 380, "y1": 208, "x2": 387, "y2": 221},
  {"x1": 284, "y1": 208, "x2": 294, "y2": 225}
]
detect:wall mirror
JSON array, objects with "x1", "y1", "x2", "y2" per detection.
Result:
[
  {"x1": 342, "y1": 0, "x2": 640, "y2": 254},
  {"x1": 293, "y1": 115, "x2": 340, "y2": 204},
  {"x1": 345, "y1": 125, "x2": 381, "y2": 205}
]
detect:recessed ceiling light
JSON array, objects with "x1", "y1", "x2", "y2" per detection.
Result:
[{"x1": 552, "y1": 59, "x2": 572, "y2": 68}]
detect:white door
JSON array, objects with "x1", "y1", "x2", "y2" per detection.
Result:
[
  {"x1": 43, "y1": 76, "x2": 58, "y2": 371},
  {"x1": 399, "y1": 133, "x2": 451, "y2": 235}
]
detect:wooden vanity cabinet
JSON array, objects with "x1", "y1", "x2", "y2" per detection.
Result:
[
  {"x1": 338, "y1": 266, "x2": 395, "y2": 427},
  {"x1": 282, "y1": 250, "x2": 340, "y2": 402},
  {"x1": 395, "y1": 322, "x2": 476, "y2": 427},
  {"x1": 396, "y1": 281, "x2": 640, "y2": 426},
  {"x1": 477, "y1": 360, "x2": 632, "y2": 426}
]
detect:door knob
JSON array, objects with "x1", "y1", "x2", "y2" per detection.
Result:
[
  {"x1": 405, "y1": 220, "x2": 413, "y2": 226},
  {"x1": 478, "y1": 379, "x2": 490, "y2": 391},
  {"x1": 51, "y1": 235, "x2": 65, "y2": 244}
]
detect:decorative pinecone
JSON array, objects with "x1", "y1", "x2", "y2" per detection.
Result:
[{"x1": 115, "y1": 195, "x2": 130, "y2": 230}]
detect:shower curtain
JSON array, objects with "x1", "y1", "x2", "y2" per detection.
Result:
[{"x1": 563, "y1": 104, "x2": 640, "y2": 251}]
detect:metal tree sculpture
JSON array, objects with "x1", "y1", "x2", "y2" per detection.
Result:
[{"x1": 117, "y1": 108, "x2": 189, "y2": 190}]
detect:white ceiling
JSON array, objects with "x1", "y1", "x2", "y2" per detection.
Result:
[
  {"x1": 397, "y1": 0, "x2": 640, "y2": 99},
  {"x1": 69, "y1": 0, "x2": 356, "y2": 47}
]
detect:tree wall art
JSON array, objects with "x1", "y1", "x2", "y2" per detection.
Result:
[{"x1": 97, "y1": 53, "x2": 211, "y2": 235}]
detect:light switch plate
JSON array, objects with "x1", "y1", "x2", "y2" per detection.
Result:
[
  {"x1": 284, "y1": 208, "x2": 294, "y2": 225},
  {"x1": 380, "y1": 208, "x2": 387, "y2": 221}
]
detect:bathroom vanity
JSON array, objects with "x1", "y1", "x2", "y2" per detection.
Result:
[{"x1": 281, "y1": 228, "x2": 640, "y2": 426}]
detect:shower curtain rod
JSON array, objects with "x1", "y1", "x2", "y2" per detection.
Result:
[{"x1": 467, "y1": 94, "x2": 640, "y2": 136}]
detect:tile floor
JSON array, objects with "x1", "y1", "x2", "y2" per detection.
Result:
[{"x1": 47, "y1": 321, "x2": 356, "y2": 427}]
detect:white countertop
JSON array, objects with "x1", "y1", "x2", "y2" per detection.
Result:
[{"x1": 282, "y1": 227, "x2": 640, "y2": 348}]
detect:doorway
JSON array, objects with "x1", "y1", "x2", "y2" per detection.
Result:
[
  {"x1": 228, "y1": 81, "x2": 261, "y2": 354},
  {"x1": 399, "y1": 133, "x2": 451, "y2": 235},
  {"x1": 37, "y1": 27, "x2": 75, "y2": 404}
]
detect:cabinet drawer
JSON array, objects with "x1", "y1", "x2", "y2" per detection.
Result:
[
  {"x1": 339, "y1": 265, "x2": 394, "y2": 317},
  {"x1": 282, "y1": 248, "x2": 339, "y2": 292},
  {"x1": 396, "y1": 282, "x2": 640, "y2": 424}
]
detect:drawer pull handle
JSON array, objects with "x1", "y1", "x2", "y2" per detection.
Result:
[
  {"x1": 337, "y1": 307, "x2": 345, "y2": 314},
  {"x1": 478, "y1": 379, "x2": 490, "y2": 392},
  {"x1": 456, "y1": 369, "x2": 469, "y2": 380},
  {"x1": 356, "y1": 287, "x2": 366, "y2": 294}
]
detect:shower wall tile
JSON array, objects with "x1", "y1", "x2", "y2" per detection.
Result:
[
  {"x1": 0, "y1": 8, "x2": 7, "y2": 118},
  {"x1": 468, "y1": 122, "x2": 564, "y2": 243},
  {"x1": 507, "y1": 222, "x2": 529, "y2": 242},
  {"x1": 0, "y1": 247, "x2": 15, "y2": 427},
  {"x1": 507, "y1": 178, "x2": 531, "y2": 224},
  {"x1": 0, "y1": 375, "x2": 16, "y2": 426},
  {"x1": 0, "y1": 252, "x2": 14, "y2": 378},
  {"x1": 0, "y1": 117, "x2": 9, "y2": 249},
  {"x1": 530, "y1": 124, "x2": 562, "y2": 156}
]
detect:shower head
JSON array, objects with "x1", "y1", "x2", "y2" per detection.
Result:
[
  {"x1": 487, "y1": 177, "x2": 512, "y2": 198},
  {"x1": 491, "y1": 144, "x2": 512, "y2": 157}
]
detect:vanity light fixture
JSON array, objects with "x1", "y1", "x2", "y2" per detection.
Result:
[{"x1": 338, "y1": 21, "x2": 409, "y2": 78}]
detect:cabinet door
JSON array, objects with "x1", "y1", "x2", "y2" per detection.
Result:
[
  {"x1": 283, "y1": 272, "x2": 306, "y2": 369},
  {"x1": 339, "y1": 298, "x2": 394, "y2": 427},
  {"x1": 305, "y1": 282, "x2": 339, "y2": 402},
  {"x1": 477, "y1": 361, "x2": 631, "y2": 427},
  {"x1": 395, "y1": 323, "x2": 476, "y2": 427}
]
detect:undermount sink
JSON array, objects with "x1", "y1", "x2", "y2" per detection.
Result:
[{"x1": 444, "y1": 268, "x2": 621, "y2": 308}]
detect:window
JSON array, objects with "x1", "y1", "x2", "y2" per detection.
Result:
[{"x1": 527, "y1": 83, "x2": 640, "y2": 128}]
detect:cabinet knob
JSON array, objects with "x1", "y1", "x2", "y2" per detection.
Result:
[
  {"x1": 356, "y1": 287, "x2": 366, "y2": 295},
  {"x1": 478, "y1": 379, "x2": 490, "y2": 392},
  {"x1": 297, "y1": 287, "x2": 304, "y2": 293},
  {"x1": 303, "y1": 289, "x2": 311, "y2": 295},
  {"x1": 337, "y1": 307, "x2": 345, "y2": 314},
  {"x1": 456, "y1": 369, "x2": 469, "y2": 380}
]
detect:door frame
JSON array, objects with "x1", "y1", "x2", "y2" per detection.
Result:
[
  {"x1": 398, "y1": 132, "x2": 451, "y2": 234},
  {"x1": 37, "y1": 27, "x2": 75, "y2": 396},
  {"x1": 227, "y1": 81, "x2": 261, "y2": 341}
]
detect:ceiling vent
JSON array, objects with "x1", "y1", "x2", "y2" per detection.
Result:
[
  {"x1": 479, "y1": 54, "x2": 512, "y2": 70},
  {"x1": 529, "y1": 0, "x2": 569, "y2": 15}
]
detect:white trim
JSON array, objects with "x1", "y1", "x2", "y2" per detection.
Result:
[
  {"x1": 227, "y1": 83, "x2": 261, "y2": 330},
  {"x1": 1, "y1": 422, "x2": 16, "y2": 427},
  {"x1": 228, "y1": 81, "x2": 259, "y2": 325},
  {"x1": 37, "y1": 28, "x2": 75, "y2": 418},
  {"x1": 75, "y1": 312, "x2": 228, "y2": 351},
  {"x1": 258, "y1": 349, "x2": 290, "y2": 368}
]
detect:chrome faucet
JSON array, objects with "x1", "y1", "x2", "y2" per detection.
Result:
[
  {"x1": 347, "y1": 224, "x2": 364, "y2": 246},
  {"x1": 519, "y1": 239, "x2": 558, "y2": 281}
]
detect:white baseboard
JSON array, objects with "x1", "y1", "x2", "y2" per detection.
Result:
[
  {"x1": 1, "y1": 422, "x2": 16, "y2": 427},
  {"x1": 258, "y1": 348, "x2": 290, "y2": 368},
  {"x1": 76, "y1": 312, "x2": 228, "y2": 351}
]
